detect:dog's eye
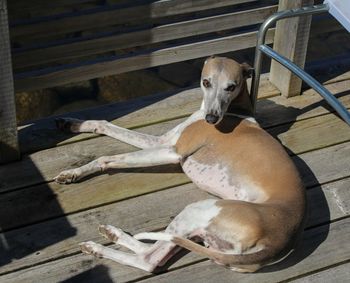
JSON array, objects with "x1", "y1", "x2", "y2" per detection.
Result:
[
  {"x1": 225, "y1": 84, "x2": 236, "y2": 92},
  {"x1": 203, "y1": 79, "x2": 211, "y2": 88}
]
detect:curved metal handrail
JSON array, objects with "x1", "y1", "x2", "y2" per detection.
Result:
[{"x1": 249, "y1": 3, "x2": 350, "y2": 126}]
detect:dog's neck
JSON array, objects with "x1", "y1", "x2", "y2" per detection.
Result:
[{"x1": 227, "y1": 81, "x2": 253, "y2": 117}]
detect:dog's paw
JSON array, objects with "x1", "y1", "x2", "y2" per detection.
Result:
[
  {"x1": 80, "y1": 241, "x2": 103, "y2": 258},
  {"x1": 55, "y1": 117, "x2": 83, "y2": 133},
  {"x1": 54, "y1": 169, "x2": 79, "y2": 184},
  {"x1": 99, "y1": 224, "x2": 121, "y2": 242}
]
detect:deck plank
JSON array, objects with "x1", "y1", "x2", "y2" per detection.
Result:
[
  {"x1": 290, "y1": 262, "x2": 350, "y2": 282},
  {"x1": 0, "y1": 144, "x2": 349, "y2": 276},
  {"x1": 1, "y1": 76, "x2": 349, "y2": 282},
  {"x1": 1, "y1": 111, "x2": 350, "y2": 232},
  {"x1": 137, "y1": 218, "x2": 350, "y2": 283},
  {"x1": 1, "y1": 205, "x2": 348, "y2": 283},
  {"x1": 17, "y1": 75, "x2": 349, "y2": 154},
  {"x1": 269, "y1": 112, "x2": 350, "y2": 155},
  {"x1": 18, "y1": 75, "x2": 279, "y2": 154},
  {"x1": 2, "y1": 79, "x2": 349, "y2": 193}
]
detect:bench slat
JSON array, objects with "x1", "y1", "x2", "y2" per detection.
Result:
[
  {"x1": 12, "y1": 5, "x2": 278, "y2": 69},
  {"x1": 9, "y1": 0, "x2": 98, "y2": 13},
  {"x1": 14, "y1": 30, "x2": 274, "y2": 92},
  {"x1": 10, "y1": 0, "x2": 256, "y2": 39}
]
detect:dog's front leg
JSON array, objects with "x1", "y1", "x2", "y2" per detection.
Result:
[
  {"x1": 56, "y1": 110, "x2": 205, "y2": 149},
  {"x1": 54, "y1": 146, "x2": 181, "y2": 184},
  {"x1": 56, "y1": 118, "x2": 162, "y2": 149}
]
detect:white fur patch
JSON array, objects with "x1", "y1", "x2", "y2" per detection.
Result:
[
  {"x1": 182, "y1": 158, "x2": 267, "y2": 202},
  {"x1": 134, "y1": 232, "x2": 174, "y2": 241}
]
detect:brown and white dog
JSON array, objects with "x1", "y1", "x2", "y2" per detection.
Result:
[{"x1": 55, "y1": 56, "x2": 306, "y2": 273}]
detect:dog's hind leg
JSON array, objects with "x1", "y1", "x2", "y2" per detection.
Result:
[
  {"x1": 99, "y1": 224, "x2": 151, "y2": 253},
  {"x1": 80, "y1": 241, "x2": 156, "y2": 272},
  {"x1": 80, "y1": 199, "x2": 220, "y2": 271}
]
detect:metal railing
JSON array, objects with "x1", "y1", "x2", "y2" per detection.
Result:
[{"x1": 250, "y1": 3, "x2": 350, "y2": 126}]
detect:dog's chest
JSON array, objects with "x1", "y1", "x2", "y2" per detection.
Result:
[{"x1": 181, "y1": 155, "x2": 265, "y2": 202}]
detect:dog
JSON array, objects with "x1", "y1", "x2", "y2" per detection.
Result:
[{"x1": 55, "y1": 56, "x2": 306, "y2": 273}]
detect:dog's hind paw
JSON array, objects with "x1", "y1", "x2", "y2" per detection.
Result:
[
  {"x1": 80, "y1": 241, "x2": 103, "y2": 258},
  {"x1": 54, "y1": 169, "x2": 79, "y2": 184},
  {"x1": 55, "y1": 117, "x2": 83, "y2": 133},
  {"x1": 99, "y1": 224, "x2": 121, "y2": 242}
]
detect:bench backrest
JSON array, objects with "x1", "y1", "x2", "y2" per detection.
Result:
[{"x1": 10, "y1": 0, "x2": 279, "y2": 92}]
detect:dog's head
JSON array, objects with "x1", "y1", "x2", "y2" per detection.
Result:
[{"x1": 200, "y1": 56, "x2": 253, "y2": 125}]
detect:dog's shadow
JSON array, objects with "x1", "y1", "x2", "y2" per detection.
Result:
[{"x1": 254, "y1": 95, "x2": 338, "y2": 272}]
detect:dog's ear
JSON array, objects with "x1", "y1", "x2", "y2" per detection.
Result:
[
  {"x1": 204, "y1": 55, "x2": 216, "y2": 64},
  {"x1": 241, "y1": 63, "x2": 254, "y2": 79}
]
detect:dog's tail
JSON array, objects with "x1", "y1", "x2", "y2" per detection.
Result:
[{"x1": 134, "y1": 232, "x2": 274, "y2": 265}]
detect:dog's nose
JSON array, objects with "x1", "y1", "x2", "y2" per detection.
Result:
[{"x1": 205, "y1": 114, "x2": 219, "y2": 124}]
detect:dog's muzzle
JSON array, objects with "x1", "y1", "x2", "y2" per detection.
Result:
[{"x1": 205, "y1": 114, "x2": 219, "y2": 124}]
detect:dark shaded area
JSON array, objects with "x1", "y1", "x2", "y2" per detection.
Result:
[
  {"x1": 60, "y1": 265, "x2": 113, "y2": 283},
  {"x1": 18, "y1": 86, "x2": 193, "y2": 154},
  {"x1": 255, "y1": 99, "x2": 331, "y2": 272},
  {"x1": 0, "y1": 141, "x2": 20, "y2": 166},
  {"x1": 0, "y1": 158, "x2": 77, "y2": 269}
]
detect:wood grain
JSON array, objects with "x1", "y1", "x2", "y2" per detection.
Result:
[
  {"x1": 0, "y1": 130, "x2": 349, "y2": 233},
  {"x1": 269, "y1": 0, "x2": 314, "y2": 97},
  {"x1": 14, "y1": 29, "x2": 275, "y2": 92},
  {"x1": 1, "y1": 80, "x2": 349, "y2": 193},
  {"x1": 12, "y1": 6, "x2": 278, "y2": 69},
  {"x1": 10, "y1": 0, "x2": 256, "y2": 39},
  {"x1": 0, "y1": 175, "x2": 348, "y2": 278},
  {"x1": 0, "y1": 191, "x2": 350, "y2": 282},
  {"x1": 16, "y1": 76, "x2": 349, "y2": 155},
  {"x1": 137, "y1": 218, "x2": 350, "y2": 283},
  {"x1": 269, "y1": 113, "x2": 350, "y2": 155},
  {"x1": 17, "y1": 75, "x2": 279, "y2": 154},
  {"x1": 291, "y1": 262, "x2": 350, "y2": 283}
]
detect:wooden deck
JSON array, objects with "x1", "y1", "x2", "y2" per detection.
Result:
[{"x1": 0, "y1": 73, "x2": 350, "y2": 282}]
